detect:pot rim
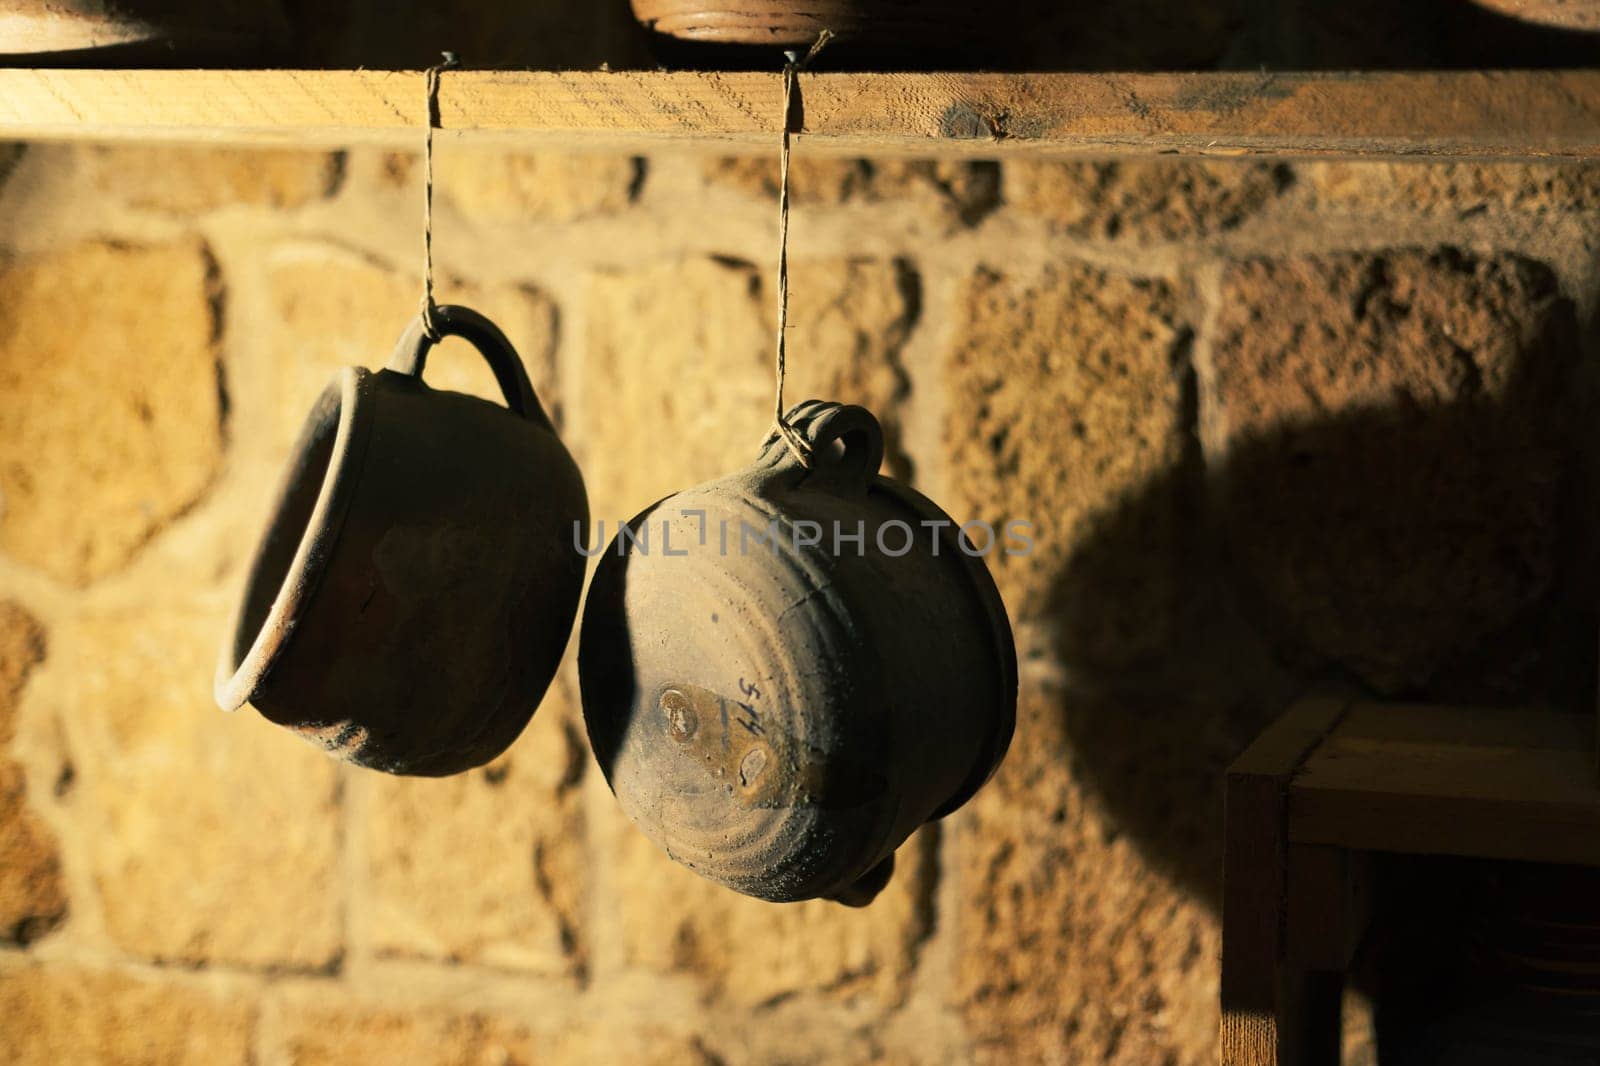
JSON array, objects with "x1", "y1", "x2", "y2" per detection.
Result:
[{"x1": 214, "y1": 366, "x2": 377, "y2": 713}]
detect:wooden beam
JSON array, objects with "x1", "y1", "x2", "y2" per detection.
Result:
[
  {"x1": 0, "y1": 69, "x2": 1594, "y2": 159},
  {"x1": 1288, "y1": 704, "x2": 1600, "y2": 866},
  {"x1": 1284, "y1": 845, "x2": 1373, "y2": 972},
  {"x1": 1222, "y1": 699, "x2": 1350, "y2": 1066}
]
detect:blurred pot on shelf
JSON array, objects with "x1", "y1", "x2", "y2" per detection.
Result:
[
  {"x1": 627, "y1": 0, "x2": 1002, "y2": 63},
  {"x1": 0, "y1": 0, "x2": 290, "y2": 65},
  {"x1": 1466, "y1": 0, "x2": 1600, "y2": 30}
]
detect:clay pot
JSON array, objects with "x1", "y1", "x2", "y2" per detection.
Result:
[
  {"x1": 1467, "y1": 0, "x2": 1600, "y2": 30},
  {"x1": 628, "y1": 0, "x2": 984, "y2": 50},
  {"x1": 580, "y1": 400, "x2": 1015, "y2": 905},
  {"x1": 216, "y1": 306, "x2": 588, "y2": 777},
  {"x1": 0, "y1": 0, "x2": 290, "y2": 64}
]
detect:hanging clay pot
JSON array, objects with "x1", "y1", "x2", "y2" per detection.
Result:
[
  {"x1": 579, "y1": 400, "x2": 1014, "y2": 905},
  {"x1": 216, "y1": 306, "x2": 588, "y2": 776}
]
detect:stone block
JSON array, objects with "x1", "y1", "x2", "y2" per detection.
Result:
[
  {"x1": 0, "y1": 600, "x2": 46, "y2": 743},
  {"x1": 607, "y1": 798, "x2": 936, "y2": 1008},
  {"x1": 362, "y1": 682, "x2": 587, "y2": 975},
  {"x1": 953, "y1": 683, "x2": 1222, "y2": 1066},
  {"x1": 0, "y1": 761, "x2": 66, "y2": 945},
  {"x1": 0, "y1": 241, "x2": 224, "y2": 585},
  {"x1": 26, "y1": 597, "x2": 342, "y2": 968},
  {"x1": 583, "y1": 256, "x2": 919, "y2": 523},
  {"x1": 83, "y1": 145, "x2": 343, "y2": 213},
  {"x1": 1304, "y1": 161, "x2": 1600, "y2": 215},
  {"x1": 704, "y1": 157, "x2": 1000, "y2": 227},
  {"x1": 1209, "y1": 249, "x2": 1578, "y2": 691},
  {"x1": 265, "y1": 993, "x2": 717, "y2": 1066},
  {"x1": 943, "y1": 262, "x2": 1193, "y2": 668},
  {"x1": 1006, "y1": 160, "x2": 1290, "y2": 240},
  {"x1": 439, "y1": 148, "x2": 641, "y2": 222},
  {"x1": 0, "y1": 962, "x2": 254, "y2": 1065},
  {"x1": 266, "y1": 244, "x2": 559, "y2": 449}
]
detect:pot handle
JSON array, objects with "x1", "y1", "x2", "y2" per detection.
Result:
[
  {"x1": 386, "y1": 305, "x2": 551, "y2": 429},
  {"x1": 766, "y1": 400, "x2": 885, "y2": 495}
]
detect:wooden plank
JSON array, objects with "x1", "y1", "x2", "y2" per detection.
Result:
[
  {"x1": 1222, "y1": 699, "x2": 1349, "y2": 1066},
  {"x1": 1285, "y1": 845, "x2": 1373, "y2": 971},
  {"x1": 1289, "y1": 705, "x2": 1600, "y2": 865},
  {"x1": 0, "y1": 69, "x2": 1594, "y2": 158},
  {"x1": 1335, "y1": 702, "x2": 1589, "y2": 751}
]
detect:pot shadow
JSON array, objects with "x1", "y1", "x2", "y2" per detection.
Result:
[{"x1": 1029, "y1": 260, "x2": 1596, "y2": 930}]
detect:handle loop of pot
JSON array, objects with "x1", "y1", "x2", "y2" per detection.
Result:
[
  {"x1": 387, "y1": 304, "x2": 552, "y2": 429},
  {"x1": 771, "y1": 400, "x2": 884, "y2": 493}
]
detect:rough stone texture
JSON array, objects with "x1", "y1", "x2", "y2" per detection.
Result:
[
  {"x1": 266, "y1": 996, "x2": 718, "y2": 1066},
  {"x1": 267, "y1": 245, "x2": 559, "y2": 447},
  {"x1": 0, "y1": 762, "x2": 66, "y2": 946},
  {"x1": 954, "y1": 682, "x2": 1223, "y2": 1066},
  {"x1": 1210, "y1": 248, "x2": 1578, "y2": 691},
  {"x1": 584, "y1": 256, "x2": 919, "y2": 519},
  {"x1": 0, "y1": 962, "x2": 254, "y2": 1065},
  {"x1": 944, "y1": 262, "x2": 1193, "y2": 668},
  {"x1": 0, "y1": 602, "x2": 62, "y2": 945},
  {"x1": 4, "y1": 130, "x2": 1598, "y2": 1066},
  {"x1": 705, "y1": 156, "x2": 1001, "y2": 227},
  {"x1": 0, "y1": 600, "x2": 46, "y2": 743},
  {"x1": 0, "y1": 240, "x2": 224, "y2": 585},
  {"x1": 363, "y1": 683, "x2": 587, "y2": 975},
  {"x1": 1006, "y1": 160, "x2": 1291, "y2": 240},
  {"x1": 268, "y1": 1001, "x2": 521, "y2": 1065},
  {"x1": 83, "y1": 145, "x2": 343, "y2": 213},
  {"x1": 29, "y1": 598, "x2": 343, "y2": 968},
  {"x1": 0, "y1": 144, "x2": 22, "y2": 188},
  {"x1": 1304, "y1": 161, "x2": 1600, "y2": 215},
  {"x1": 374, "y1": 150, "x2": 418, "y2": 189},
  {"x1": 606, "y1": 797, "x2": 937, "y2": 1007},
  {"x1": 440, "y1": 149, "x2": 641, "y2": 222}
]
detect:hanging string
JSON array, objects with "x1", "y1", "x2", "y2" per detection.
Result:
[
  {"x1": 420, "y1": 51, "x2": 459, "y2": 341},
  {"x1": 769, "y1": 30, "x2": 833, "y2": 467}
]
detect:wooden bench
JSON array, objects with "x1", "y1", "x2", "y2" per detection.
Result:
[{"x1": 1220, "y1": 700, "x2": 1600, "y2": 1065}]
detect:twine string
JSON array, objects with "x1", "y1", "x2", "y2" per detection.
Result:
[
  {"x1": 770, "y1": 30, "x2": 833, "y2": 467},
  {"x1": 420, "y1": 51, "x2": 459, "y2": 341}
]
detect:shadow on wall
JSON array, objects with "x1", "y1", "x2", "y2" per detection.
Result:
[
  {"x1": 1037, "y1": 248, "x2": 1595, "y2": 919},
  {"x1": 269, "y1": 0, "x2": 1599, "y2": 71}
]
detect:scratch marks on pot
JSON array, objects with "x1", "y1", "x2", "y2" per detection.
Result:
[{"x1": 655, "y1": 682, "x2": 885, "y2": 810}]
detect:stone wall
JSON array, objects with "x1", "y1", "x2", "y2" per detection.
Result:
[{"x1": 0, "y1": 141, "x2": 1596, "y2": 1064}]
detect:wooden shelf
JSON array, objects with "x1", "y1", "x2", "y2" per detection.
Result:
[
  {"x1": 0, "y1": 68, "x2": 1595, "y2": 159},
  {"x1": 1287, "y1": 701, "x2": 1600, "y2": 866},
  {"x1": 1222, "y1": 699, "x2": 1600, "y2": 1065}
]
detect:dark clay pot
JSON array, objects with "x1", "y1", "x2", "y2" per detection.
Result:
[
  {"x1": 216, "y1": 306, "x2": 588, "y2": 776},
  {"x1": 579, "y1": 400, "x2": 1015, "y2": 905}
]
